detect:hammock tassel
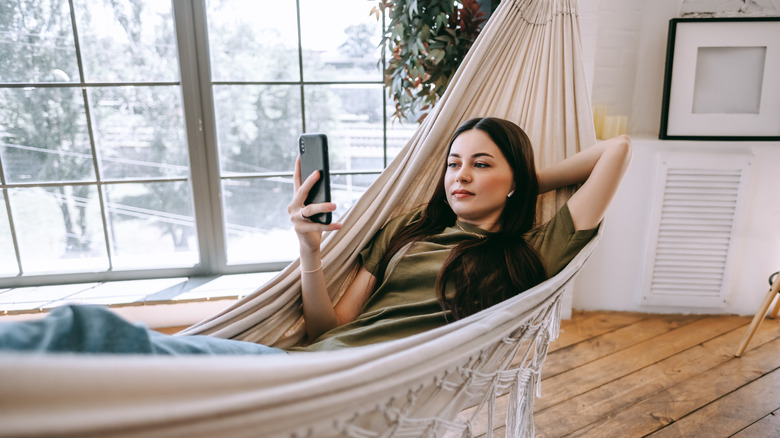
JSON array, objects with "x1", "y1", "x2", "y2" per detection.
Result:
[
  {"x1": 507, "y1": 369, "x2": 535, "y2": 438},
  {"x1": 486, "y1": 381, "x2": 497, "y2": 438},
  {"x1": 548, "y1": 291, "x2": 564, "y2": 341}
]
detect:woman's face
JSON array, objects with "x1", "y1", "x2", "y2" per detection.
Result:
[{"x1": 444, "y1": 129, "x2": 515, "y2": 232}]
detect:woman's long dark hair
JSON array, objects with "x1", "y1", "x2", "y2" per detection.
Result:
[{"x1": 374, "y1": 117, "x2": 547, "y2": 319}]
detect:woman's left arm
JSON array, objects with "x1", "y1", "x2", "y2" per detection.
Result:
[{"x1": 537, "y1": 135, "x2": 632, "y2": 230}]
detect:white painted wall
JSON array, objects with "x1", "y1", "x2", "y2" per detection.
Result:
[
  {"x1": 571, "y1": 0, "x2": 780, "y2": 315},
  {"x1": 573, "y1": 139, "x2": 780, "y2": 315}
]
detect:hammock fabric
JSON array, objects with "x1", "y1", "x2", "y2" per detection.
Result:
[{"x1": 0, "y1": 0, "x2": 597, "y2": 436}]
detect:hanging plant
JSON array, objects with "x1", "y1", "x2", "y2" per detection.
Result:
[{"x1": 373, "y1": 0, "x2": 488, "y2": 122}]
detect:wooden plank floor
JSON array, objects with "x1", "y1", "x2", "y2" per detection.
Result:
[{"x1": 477, "y1": 311, "x2": 780, "y2": 437}]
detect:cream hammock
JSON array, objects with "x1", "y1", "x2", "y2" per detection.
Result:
[{"x1": 0, "y1": 0, "x2": 597, "y2": 436}]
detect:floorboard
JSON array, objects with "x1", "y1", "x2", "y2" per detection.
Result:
[
  {"x1": 549, "y1": 311, "x2": 650, "y2": 353},
  {"x1": 567, "y1": 336, "x2": 780, "y2": 437},
  {"x1": 732, "y1": 408, "x2": 780, "y2": 438},
  {"x1": 535, "y1": 318, "x2": 780, "y2": 438},
  {"x1": 535, "y1": 316, "x2": 748, "y2": 412},
  {"x1": 646, "y1": 366, "x2": 780, "y2": 438},
  {"x1": 470, "y1": 311, "x2": 780, "y2": 438},
  {"x1": 541, "y1": 313, "x2": 703, "y2": 378}
]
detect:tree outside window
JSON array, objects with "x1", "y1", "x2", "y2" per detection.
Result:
[{"x1": 0, "y1": 0, "x2": 415, "y2": 286}]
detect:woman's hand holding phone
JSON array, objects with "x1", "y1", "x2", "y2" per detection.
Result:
[
  {"x1": 288, "y1": 157, "x2": 342, "y2": 253},
  {"x1": 290, "y1": 157, "x2": 343, "y2": 339}
]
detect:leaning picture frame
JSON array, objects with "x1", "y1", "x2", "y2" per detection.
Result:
[{"x1": 659, "y1": 17, "x2": 780, "y2": 141}]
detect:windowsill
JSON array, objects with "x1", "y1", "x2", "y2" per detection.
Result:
[{"x1": 0, "y1": 271, "x2": 280, "y2": 329}]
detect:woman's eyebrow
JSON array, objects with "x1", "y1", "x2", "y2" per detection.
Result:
[{"x1": 448, "y1": 152, "x2": 495, "y2": 158}]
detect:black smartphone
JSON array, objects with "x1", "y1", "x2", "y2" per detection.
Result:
[{"x1": 298, "y1": 133, "x2": 332, "y2": 224}]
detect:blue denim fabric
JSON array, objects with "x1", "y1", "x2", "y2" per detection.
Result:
[{"x1": 0, "y1": 305, "x2": 286, "y2": 355}]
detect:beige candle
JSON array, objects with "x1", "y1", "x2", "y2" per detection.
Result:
[
  {"x1": 616, "y1": 115, "x2": 627, "y2": 136},
  {"x1": 602, "y1": 115, "x2": 620, "y2": 139},
  {"x1": 592, "y1": 105, "x2": 608, "y2": 139}
]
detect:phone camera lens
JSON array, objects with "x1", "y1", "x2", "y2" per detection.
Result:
[{"x1": 300, "y1": 139, "x2": 305, "y2": 153}]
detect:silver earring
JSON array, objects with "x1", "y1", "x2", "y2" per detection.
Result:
[{"x1": 507, "y1": 190, "x2": 514, "y2": 198}]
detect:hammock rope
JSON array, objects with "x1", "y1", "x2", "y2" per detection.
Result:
[{"x1": 0, "y1": 0, "x2": 598, "y2": 436}]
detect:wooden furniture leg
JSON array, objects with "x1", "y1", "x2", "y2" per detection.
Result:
[
  {"x1": 771, "y1": 285, "x2": 780, "y2": 319},
  {"x1": 735, "y1": 271, "x2": 780, "y2": 357}
]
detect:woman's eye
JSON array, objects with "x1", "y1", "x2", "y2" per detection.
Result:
[
  {"x1": 447, "y1": 162, "x2": 460, "y2": 168},
  {"x1": 474, "y1": 162, "x2": 490, "y2": 168}
]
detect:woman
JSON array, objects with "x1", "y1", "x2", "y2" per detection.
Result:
[
  {"x1": 0, "y1": 117, "x2": 630, "y2": 354},
  {"x1": 290, "y1": 117, "x2": 630, "y2": 351}
]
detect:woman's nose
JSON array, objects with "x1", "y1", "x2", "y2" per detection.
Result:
[{"x1": 456, "y1": 167, "x2": 472, "y2": 183}]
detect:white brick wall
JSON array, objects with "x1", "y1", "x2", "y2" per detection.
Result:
[
  {"x1": 577, "y1": 0, "x2": 600, "y2": 92},
  {"x1": 681, "y1": 0, "x2": 780, "y2": 17},
  {"x1": 588, "y1": 0, "x2": 645, "y2": 126}
]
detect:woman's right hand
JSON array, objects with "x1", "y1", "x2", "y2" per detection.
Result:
[
  {"x1": 289, "y1": 157, "x2": 343, "y2": 339},
  {"x1": 288, "y1": 157, "x2": 342, "y2": 252}
]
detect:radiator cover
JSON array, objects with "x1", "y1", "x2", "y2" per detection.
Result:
[{"x1": 640, "y1": 151, "x2": 753, "y2": 308}]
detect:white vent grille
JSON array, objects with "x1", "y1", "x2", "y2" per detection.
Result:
[{"x1": 640, "y1": 152, "x2": 753, "y2": 308}]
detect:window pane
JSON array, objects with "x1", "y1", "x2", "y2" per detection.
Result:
[
  {"x1": 223, "y1": 178, "x2": 297, "y2": 264},
  {"x1": 304, "y1": 84, "x2": 385, "y2": 171},
  {"x1": 0, "y1": 0, "x2": 79, "y2": 83},
  {"x1": 72, "y1": 0, "x2": 179, "y2": 83},
  {"x1": 222, "y1": 174, "x2": 372, "y2": 265},
  {"x1": 213, "y1": 85, "x2": 301, "y2": 175},
  {"x1": 88, "y1": 86, "x2": 189, "y2": 180},
  {"x1": 206, "y1": 0, "x2": 299, "y2": 82},
  {"x1": 387, "y1": 118, "x2": 416, "y2": 166},
  {"x1": 0, "y1": 87, "x2": 94, "y2": 183},
  {"x1": 331, "y1": 173, "x2": 373, "y2": 216},
  {"x1": 105, "y1": 181, "x2": 198, "y2": 269},
  {"x1": 0, "y1": 191, "x2": 19, "y2": 276},
  {"x1": 9, "y1": 186, "x2": 108, "y2": 274},
  {"x1": 299, "y1": 0, "x2": 382, "y2": 82}
]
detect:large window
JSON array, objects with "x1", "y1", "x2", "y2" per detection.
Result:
[{"x1": 0, "y1": 0, "x2": 414, "y2": 287}]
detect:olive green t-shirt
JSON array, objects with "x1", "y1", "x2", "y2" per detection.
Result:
[{"x1": 294, "y1": 204, "x2": 597, "y2": 352}]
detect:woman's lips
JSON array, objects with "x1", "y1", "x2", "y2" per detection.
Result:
[{"x1": 452, "y1": 189, "x2": 475, "y2": 199}]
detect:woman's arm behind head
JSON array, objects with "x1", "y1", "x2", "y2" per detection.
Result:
[{"x1": 537, "y1": 135, "x2": 632, "y2": 231}]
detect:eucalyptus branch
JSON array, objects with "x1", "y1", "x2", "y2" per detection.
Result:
[{"x1": 374, "y1": 0, "x2": 488, "y2": 123}]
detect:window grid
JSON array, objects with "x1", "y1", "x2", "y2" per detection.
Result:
[
  {"x1": 0, "y1": 0, "x2": 398, "y2": 288},
  {"x1": 1, "y1": 0, "x2": 193, "y2": 282}
]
